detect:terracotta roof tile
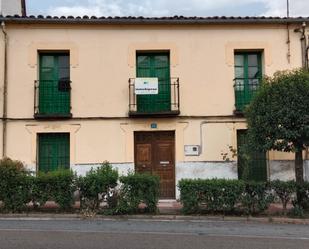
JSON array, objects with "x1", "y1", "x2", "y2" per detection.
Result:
[{"x1": 0, "y1": 15, "x2": 308, "y2": 25}]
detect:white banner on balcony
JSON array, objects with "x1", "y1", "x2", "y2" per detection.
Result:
[{"x1": 135, "y1": 78, "x2": 158, "y2": 95}]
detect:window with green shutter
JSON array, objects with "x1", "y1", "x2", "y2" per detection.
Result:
[
  {"x1": 234, "y1": 52, "x2": 262, "y2": 112},
  {"x1": 36, "y1": 53, "x2": 71, "y2": 118},
  {"x1": 237, "y1": 130, "x2": 267, "y2": 182},
  {"x1": 136, "y1": 53, "x2": 171, "y2": 113},
  {"x1": 38, "y1": 133, "x2": 70, "y2": 173}
]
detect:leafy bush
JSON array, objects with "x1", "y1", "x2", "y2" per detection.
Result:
[
  {"x1": 271, "y1": 180, "x2": 296, "y2": 213},
  {"x1": 77, "y1": 162, "x2": 118, "y2": 212},
  {"x1": 241, "y1": 181, "x2": 274, "y2": 215},
  {"x1": 31, "y1": 169, "x2": 75, "y2": 211},
  {"x1": 0, "y1": 158, "x2": 32, "y2": 212},
  {"x1": 295, "y1": 182, "x2": 309, "y2": 210},
  {"x1": 179, "y1": 179, "x2": 245, "y2": 214},
  {"x1": 288, "y1": 205, "x2": 305, "y2": 218},
  {"x1": 114, "y1": 173, "x2": 160, "y2": 214}
]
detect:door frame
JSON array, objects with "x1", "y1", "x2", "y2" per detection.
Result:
[{"x1": 134, "y1": 130, "x2": 176, "y2": 199}]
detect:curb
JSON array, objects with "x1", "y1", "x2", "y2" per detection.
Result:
[{"x1": 0, "y1": 214, "x2": 309, "y2": 225}]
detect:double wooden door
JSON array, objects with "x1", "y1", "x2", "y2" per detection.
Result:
[{"x1": 134, "y1": 131, "x2": 175, "y2": 199}]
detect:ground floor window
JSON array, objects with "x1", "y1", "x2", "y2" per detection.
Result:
[
  {"x1": 237, "y1": 130, "x2": 267, "y2": 181},
  {"x1": 37, "y1": 133, "x2": 70, "y2": 172}
]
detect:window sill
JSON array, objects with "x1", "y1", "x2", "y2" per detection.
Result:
[{"x1": 34, "y1": 113, "x2": 73, "y2": 120}]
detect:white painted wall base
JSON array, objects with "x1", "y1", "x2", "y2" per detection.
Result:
[
  {"x1": 175, "y1": 161, "x2": 238, "y2": 198},
  {"x1": 269, "y1": 160, "x2": 309, "y2": 182},
  {"x1": 72, "y1": 163, "x2": 134, "y2": 176},
  {"x1": 24, "y1": 160, "x2": 309, "y2": 200}
]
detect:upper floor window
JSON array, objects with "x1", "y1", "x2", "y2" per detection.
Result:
[
  {"x1": 234, "y1": 51, "x2": 262, "y2": 113},
  {"x1": 128, "y1": 52, "x2": 180, "y2": 117},
  {"x1": 34, "y1": 53, "x2": 72, "y2": 118}
]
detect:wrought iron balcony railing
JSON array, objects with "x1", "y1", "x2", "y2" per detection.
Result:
[
  {"x1": 233, "y1": 77, "x2": 260, "y2": 113},
  {"x1": 34, "y1": 80, "x2": 72, "y2": 119},
  {"x1": 129, "y1": 77, "x2": 180, "y2": 117}
]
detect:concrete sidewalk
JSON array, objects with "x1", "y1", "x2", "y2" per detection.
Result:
[
  {"x1": 0, "y1": 213, "x2": 309, "y2": 225},
  {"x1": 36, "y1": 200, "x2": 294, "y2": 215},
  {"x1": 1, "y1": 200, "x2": 308, "y2": 225}
]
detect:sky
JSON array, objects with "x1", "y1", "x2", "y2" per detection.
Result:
[{"x1": 26, "y1": 0, "x2": 309, "y2": 17}]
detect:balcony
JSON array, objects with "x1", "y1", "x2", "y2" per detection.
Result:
[
  {"x1": 34, "y1": 80, "x2": 72, "y2": 119},
  {"x1": 234, "y1": 77, "x2": 260, "y2": 115},
  {"x1": 129, "y1": 77, "x2": 180, "y2": 117}
]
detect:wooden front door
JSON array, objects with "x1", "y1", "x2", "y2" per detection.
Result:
[{"x1": 134, "y1": 131, "x2": 175, "y2": 199}]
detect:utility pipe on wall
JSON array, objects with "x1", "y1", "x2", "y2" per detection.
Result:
[
  {"x1": 1, "y1": 21, "x2": 8, "y2": 158},
  {"x1": 295, "y1": 22, "x2": 308, "y2": 69}
]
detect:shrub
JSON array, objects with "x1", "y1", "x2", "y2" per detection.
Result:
[
  {"x1": 179, "y1": 179, "x2": 245, "y2": 214},
  {"x1": 0, "y1": 158, "x2": 32, "y2": 212},
  {"x1": 271, "y1": 180, "x2": 296, "y2": 213},
  {"x1": 295, "y1": 182, "x2": 309, "y2": 210},
  {"x1": 288, "y1": 205, "x2": 305, "y2": 218},
  {"x1": 31, "y1": 169, "x2": 75, "y2": 211},
  {"x1": 115, "y1": 173, "x2": 160, "y2": 214},
  {"x1": 241, "y1": 181, "x2": 274, "y2": 215},
  {"x1": 77, "y1": 162, "x2": 118, "y2": 212}
]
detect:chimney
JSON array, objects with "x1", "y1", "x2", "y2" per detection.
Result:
[{"x1": 0, "y1": 0, "x2": 26, "y2": 16}]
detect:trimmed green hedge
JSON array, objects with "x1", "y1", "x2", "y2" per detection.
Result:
[
  {"x1": 295, "y1": 182, "x2": 309, "y2": 210},
  {"x1": 77, "y1": 162, "x2": 118, "y2": 212},
  {"x1": 179, "y1": 179, "x2": 245, "y2": 214},
  {"x1": 178, "y1": 179, "x2": 309, "y2": 215},
  {"x1": 0, "y1": 158, "x2": 32, "y2": 212},
  {"x1": 271, "y1": 180, "x2": 296, "y2": 213},
  {"x1": 31, "y1": 169, "x2": 75, "y2": 211},
  {"x1": 2, "y1": 157, "x2": 309, "y2": 216},
  {"x1": 0, "y1": 158, "x2": 160, "y2": 214},
  {"x1": 241, "y1": 181, "x2": 273, "y2": 215},
  {"x1": 113, "y1": 173, "x2": 160, "y2": 214}
]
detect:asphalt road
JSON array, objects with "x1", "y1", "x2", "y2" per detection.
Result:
[{"x1": 0, "y1": 218, "x2": 308, "y2": 249}]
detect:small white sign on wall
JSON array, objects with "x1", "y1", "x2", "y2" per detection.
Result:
[
  {"x1": 135, "y1": 78, "x2": 159, "y2": 95},
  {"x1": 184, "y1": 145, "x2": 200, "y2": 156}
]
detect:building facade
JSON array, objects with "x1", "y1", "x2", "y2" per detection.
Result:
[{"x1": 0, "y1": 15, "x2": 308, "y2": 198}]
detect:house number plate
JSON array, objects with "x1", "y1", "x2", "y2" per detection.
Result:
[{"x1": 160, "y1": 161, "x2": 169, "y2": 165}]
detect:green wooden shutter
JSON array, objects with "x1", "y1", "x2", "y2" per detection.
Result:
[
  {"x1": 237, "y1": 130, "x2": 267, "y2": 182},
  {"x1": 39, "y1": 54, "x2": 70, "y2": 116},
  {"x1": 136, "y1": 53, "x2": 171, "y2": 113},
  {"x1": 234, "y1": 52, "x2": 262, "y2": 112},
  {"x1": 38, "y1": 133, "x2": 70, "y2": 172}
]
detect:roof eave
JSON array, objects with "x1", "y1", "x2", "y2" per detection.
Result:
[{"x1": 0, "y1": 16, "x2": 308, "y2": 25}]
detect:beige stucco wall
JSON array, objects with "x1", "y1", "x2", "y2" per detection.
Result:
[
  {"x1": 5, "y1": 118, "x2": 245, "y2": 166},
  {"x1": 0, "y1": 22, "x2": 308, "y2": 181},
  {"x1": 4, "y1": 24, "x2": 304, "y2": 119}
]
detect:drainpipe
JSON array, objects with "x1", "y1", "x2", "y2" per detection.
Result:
[
  {"x1": 1, "y1": 21, "x2": 8, "y2": 158},
  {"x1": 295, "y1": 22, "x2": 308, "y2": 69}
]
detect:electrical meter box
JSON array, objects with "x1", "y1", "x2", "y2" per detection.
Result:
[{"x1": 184, "y1": 145, "x2": 200, "y2": 156}]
